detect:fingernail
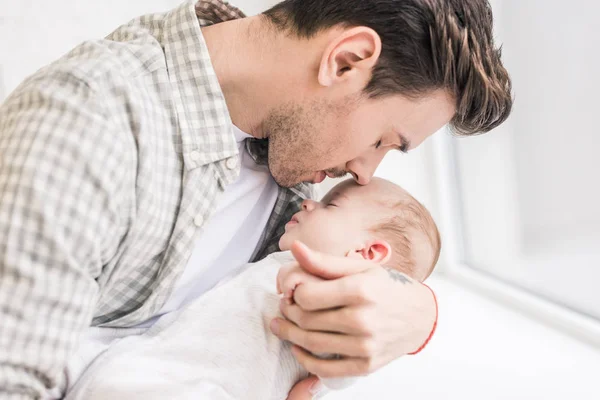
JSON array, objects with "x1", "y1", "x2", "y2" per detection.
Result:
[
  {"x1": 309, "y1": 380, "x2": 326, "y2": 399},
  {"x1": 270, "y1": 319, "x2": 280, "y2": 335}
]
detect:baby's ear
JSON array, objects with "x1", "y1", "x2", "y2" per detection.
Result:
[{"x1": 348, "y1": 240, "x2": 392, "y2": 264}]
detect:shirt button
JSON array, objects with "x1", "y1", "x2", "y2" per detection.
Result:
[
  {"x1": 193, "y1": 214, "x2": 204, "y2": 227},
  {"x1": 190, "y1": 151, "x2": 201, "y2": 162},
  {"x1": 225, "y1": 157, "x2": 237, "y2": 170}
]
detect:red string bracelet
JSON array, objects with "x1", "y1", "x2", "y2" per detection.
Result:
[{"x1": 408, "y1": 283, "x2": 438, "y2": 355}]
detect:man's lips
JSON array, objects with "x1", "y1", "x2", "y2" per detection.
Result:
[{"x1": 313, "y1": 171, "x2": 326, "y2": 184}]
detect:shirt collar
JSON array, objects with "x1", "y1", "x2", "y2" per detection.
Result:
[
  {"x1": 232, "y1": 124, "x2": 252, "y2": 143},
  {"x1": 162, "y1": 0, "x2": 245, "y2": 171},
  {"x1": 162, "y1": 0, "x2": 313, "y2": 196}
]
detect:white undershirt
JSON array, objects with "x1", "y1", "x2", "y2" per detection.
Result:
[
  {"x1": 137, "y1": 125, "x2": 279, "y2": 327},
  {"x1": 61, "y1": 127, "x2": 280, "y2": 391}
]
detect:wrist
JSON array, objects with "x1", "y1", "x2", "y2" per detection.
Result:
[{"x1": 408, "y1": 283, "x2": 438, "y2": 355}]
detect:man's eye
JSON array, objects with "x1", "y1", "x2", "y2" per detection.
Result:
[
  {"x1": 375, "y1": 140, "x2": 382, "y2": 149},
  {"x1": 327, "y1": 203, "x2": 337, "y2": 207}
]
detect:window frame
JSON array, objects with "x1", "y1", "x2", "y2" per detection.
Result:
[{"x1": 431, "y1": 132, "x2": 600, "y2": 348}]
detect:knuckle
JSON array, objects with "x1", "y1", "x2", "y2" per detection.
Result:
[
  {"x1": 364, "y1": 358, "x2": 377, "y2": 374},
  {"x1": 351, "y1": 309, "x2": 371, "y2": 330},
  {"x1": 356, "y1": 357, "x2": 376, "y2": 375},
  {"x1": 349, "y1": 359, "x2": 368, "y2": 376},
  {"x1": 341, "y1": 307, "x2": 356, "y2": 328},
  {"x1": 358, "y1": 338, "x2": 378, "y2": 357}
]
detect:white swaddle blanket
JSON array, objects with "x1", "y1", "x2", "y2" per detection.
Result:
[{"x1": 65, "y1": 251, "x2": 354, "y2": 400}]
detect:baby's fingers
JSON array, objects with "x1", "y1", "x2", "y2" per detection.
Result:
[
  {"x1": 277, "y1": 263, "x2": 298, "y2": 296},
  {"x1": 278, "y1": 265, "x2": 323, "y2": 304}
]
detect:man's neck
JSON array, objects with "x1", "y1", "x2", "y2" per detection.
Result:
[{"x1": 201, "y1": 16, "x2": 319, "y2": 139}]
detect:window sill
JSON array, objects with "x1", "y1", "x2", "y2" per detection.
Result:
[{"x1": 325, "y1": 274, "x2": 600, "y2": 399}]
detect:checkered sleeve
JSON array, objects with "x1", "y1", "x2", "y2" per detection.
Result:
[{"x1": 0, "y1": 72, "x2": 128, "y2": 398}]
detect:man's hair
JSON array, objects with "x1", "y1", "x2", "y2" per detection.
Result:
[
  {"x1": 370, "y1": 188, "x2": 441, "y2": 282},
  {"x1": 263, "y1": 0, "x2": 512, "y2": 135}
]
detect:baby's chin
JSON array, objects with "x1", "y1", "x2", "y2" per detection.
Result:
[{"x1": 278, "y1": 234, "x2": 293, "y2": 252}]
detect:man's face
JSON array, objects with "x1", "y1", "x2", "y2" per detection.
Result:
[{"x1": 264, "y1": 89, "x2": 455, "y2": 188}]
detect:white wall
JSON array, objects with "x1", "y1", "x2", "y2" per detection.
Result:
[
  {"x1": 0, "y1": 0, "x2": 278, "y2": 100},
  {"x1": 451, "y1": 0, "x2": 600, "y2": 319}
]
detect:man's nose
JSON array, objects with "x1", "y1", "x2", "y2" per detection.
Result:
[
  {"x1": 301, "y1": 199, "x2": 317, "y2": 212},
  {"x1": 347, "y1": 154, "x2": 384, "y2": 185}
]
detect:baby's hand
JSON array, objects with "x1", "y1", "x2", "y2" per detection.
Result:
[{"x1": 277, "y1": 263, "x2": 324, "y2": 305}]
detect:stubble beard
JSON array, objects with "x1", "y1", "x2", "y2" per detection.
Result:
[{"x1": 265, "y1": 102, "x2": 329, "y2": 187}]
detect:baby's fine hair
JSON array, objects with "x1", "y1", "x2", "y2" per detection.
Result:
[{"x1": 369, "y1": 179, "x2": 441, "y2": 282}]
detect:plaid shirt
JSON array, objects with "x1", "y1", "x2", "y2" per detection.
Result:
[{"x1": 0, "y1": 1, "x2": 312, "y2": 397}]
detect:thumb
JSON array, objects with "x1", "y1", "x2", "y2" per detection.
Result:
[
  {"x1": 286, "y1": 375, "x2": 323, "y2": 400},
  {"x1": 291, "y1": 241, "x2": 375, "y2": 280}
]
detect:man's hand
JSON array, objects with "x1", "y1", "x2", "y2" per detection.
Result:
[{"x1": 272, "y1": 241, "x2": 437, "y2": 379}]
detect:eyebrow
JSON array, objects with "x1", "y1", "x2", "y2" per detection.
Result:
[
  {"x1": 397, "y1": 133, "x2": 411, "y2": 153},
  {"x1": 331, "y1": 191, "x2": 349, "y2": 201}
]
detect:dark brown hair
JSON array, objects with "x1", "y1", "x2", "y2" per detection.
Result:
[{"x1": 263, "y1": 0, "x2": 513, "y2": 135}]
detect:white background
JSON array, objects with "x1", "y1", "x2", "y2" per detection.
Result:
[{"x1": 1, "y1": 1, "x2": 599, "y2": 399}]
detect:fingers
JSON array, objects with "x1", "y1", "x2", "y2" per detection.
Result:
[
  {"x1": 291, "y1": 274, "x2": 377, "y2": 311},
  {"x1": 278, "y1": 264, "x2": 303, "y2": 301},
  {"x1": 290, "y1": 345, "x2": 384, "y2": 379},
  {"x1": 277, "y1": 263, "x2": 324, "y2": 303},
  {"x1": 291, "y1": 241, "x2": 377, "y2": 279},
  {"x1": 277, "y1": 263, "x2": 295, "y2": 295},
  {"x1": 279, "y1": 299, "x2": 371, "y2": 336},
  {"x1": 270, "y1": 316, "x2": 378, "y2": 358},
  {"x1": 285, "y1": 375, "x2": 320, "y2": 400}
]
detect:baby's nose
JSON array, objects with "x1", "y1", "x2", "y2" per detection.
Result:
[{"x1": 301, "y1": 199, "x2": 317, "y2": 212}]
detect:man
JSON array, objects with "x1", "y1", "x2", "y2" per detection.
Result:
[{"x1": 0, "y1": 0, "x2": 512, "y2": 398}]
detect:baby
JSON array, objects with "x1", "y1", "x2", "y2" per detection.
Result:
[{"x1": 64, "y1": 178, "x2": 440, "y2": 400}]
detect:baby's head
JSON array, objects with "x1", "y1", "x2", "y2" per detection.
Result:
[{"x1": 279, "y1": 178, "x2": 440, "y2": 281}]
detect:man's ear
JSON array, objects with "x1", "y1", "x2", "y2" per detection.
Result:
[
  {"x1": 317, "y1": 26, "x2": 382, "y2": 89},
  {"x1": 347, "y1": 240, "x2": 392, "y2": 265}
]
